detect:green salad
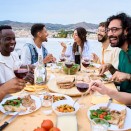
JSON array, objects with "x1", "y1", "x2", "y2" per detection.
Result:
[
  {"x1": 90, "y1": 108, "x2": 111, "y2": 120},
  {"x1": 2, "y1": 97, "x2": 22, "y2": 107},
  {"x1": 63, "y1": 64, "x2": 80, "y2": 75}
]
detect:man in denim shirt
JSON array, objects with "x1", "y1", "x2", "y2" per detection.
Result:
[{"x1": 21, "y1": 23, "x2": 56, "y2": 65}]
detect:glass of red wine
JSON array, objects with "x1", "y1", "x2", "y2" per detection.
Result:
[
  {"x1": 75, "y1": 82, "x2": 89, "y2": 108},
  {"x1": 65, "y1": 62, "x2": 73, "y2": 75},
  {"x1": 82, "y1": 57, "x2": 90, "y2": 72},
  {"x1": 59, "y1": 55, "x2": 66, "y2": 62},
  {"x1": 14, "y1": 65, "x2": 29, "y2": 79}
]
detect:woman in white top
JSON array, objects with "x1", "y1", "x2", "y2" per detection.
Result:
[{"x1": 61, "y1": 27, "x2": 91, "y2": 61}]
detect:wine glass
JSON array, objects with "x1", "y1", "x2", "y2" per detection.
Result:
[
  {"x1": 65, "y1": 61, "x2": 73, "y2": 75},
  {"x1": 14, "y1": 65, "x2": 29, "y2": 79},
  {"x1": 75, "y1": 81, "x2": 89, "y2": 108},
  {"x1": 65, "y1": 54, "x2": 71, "y2": 62},
  {"x1": 59, "y1": 55, "x2": 66, "y2": 62},
  {"x1": 82, "y1": 57, "x2": 90, "y2": 72}
]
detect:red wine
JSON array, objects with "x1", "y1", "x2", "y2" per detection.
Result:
[
  {"x1": 82, "y1": 62, "x2": 90, "y2": 67},
  {"x1": 76, "y1": 83, "x2": 89, "y2": 92},
  {"x1": 14, "y1": 69, "x2": 28, "y2": 79},
  {"x1": 65, "y1": 62, "x2": 73, "y2": 68},
  {"x1": 60, "y1": 58, "x2": 65, "y2": 62}
]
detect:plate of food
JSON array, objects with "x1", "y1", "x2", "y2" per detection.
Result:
[
  {"x1": 87, "y1": 103, "x2": 131, "y2": 130},
  {"x1": 0, "y1": 95, "x2": 41, "y2": 115},
  {"x1": 41, "y1": 93, "x2": 73, "y2": 103}
]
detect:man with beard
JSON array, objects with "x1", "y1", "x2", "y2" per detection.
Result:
[
  {"x1": 99, "y1": 13, "x2": 131, "y2": 93},
  {"x1": 0, "y1": 25, "x2": 34, "y2": 84},
  {"x1": 21, "y1": 23, "x2": 56, "y2": 65},
  {"x1": 92, "y1": 22, "x2": 121, "y2": 69}
]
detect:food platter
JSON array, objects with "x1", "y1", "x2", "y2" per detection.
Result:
[
  {"x1": 87, "y1": 103, "x2": 131, "y2": 130},
  {"x1": 0, "y1": 95, "x2": 41, "y2": 115}
]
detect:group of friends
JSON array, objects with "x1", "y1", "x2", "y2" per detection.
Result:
[{"x1": 0, "y1": 13, "x2": 131, "y2": 106}]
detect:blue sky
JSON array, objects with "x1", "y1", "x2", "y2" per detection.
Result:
[{"x1": 0, "y1": 0, "x2": 131, "y2": 25}]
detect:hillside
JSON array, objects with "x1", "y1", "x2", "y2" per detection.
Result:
[{"x1": 0, "y1": 20, "x2": 98, "y2": 31}]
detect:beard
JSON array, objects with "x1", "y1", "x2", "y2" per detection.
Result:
[
  {"x1": 109, "y1": 32, "x2": 126, "y2": 48},
  {"x1": 98, "y1": 35, "x2": 108, "y2": 43}
]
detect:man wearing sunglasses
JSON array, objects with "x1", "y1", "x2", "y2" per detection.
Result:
[{"x1": 99, "y1": 13, "x2": 131, "y2": 93}]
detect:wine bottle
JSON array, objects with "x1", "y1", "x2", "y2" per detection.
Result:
[
  {"x1": 75, "y1": 45, "x2": 81, "y2": 71},
  {"x1": 34, "y1": 55, "x2": 47, "y2": 85}
]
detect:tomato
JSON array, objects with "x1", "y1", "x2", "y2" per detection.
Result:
[
  {"x1": 41, "y1": 120, "x2": 53, "y2": 131},
  {"x1": 34, "y1": 127, "x2": 46, "y2": 131},
  {"x1": 49, "y1": 127, "x2": 60, "y2": 131},
  {"x1": 102, "y1": 112, "x2": 107, "y2": 115},
  {"x1": 99, "y1": 114, "x2": 104, "y2": 119}
]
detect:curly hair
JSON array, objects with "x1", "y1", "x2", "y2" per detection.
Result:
[
  {"x1": 106, "y1": 13, "x2": 131, "y2": 44},
  {"x1": 72, "y1": 27, "x2": 87, "y2": 53}
]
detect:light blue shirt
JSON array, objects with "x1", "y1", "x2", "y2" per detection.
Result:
[{"x1": 65, "y1": 41, "x2": 91, "y2": 61}]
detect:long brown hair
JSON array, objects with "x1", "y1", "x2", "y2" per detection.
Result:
[{"x1": 72, "y1": 27, "x2": 87, "y2": 53}]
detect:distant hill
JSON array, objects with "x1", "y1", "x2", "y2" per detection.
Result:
[{"x1": 0, "y1": 20, "x2": 98, "y2": 32}]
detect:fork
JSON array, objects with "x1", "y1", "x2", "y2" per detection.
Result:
[{"x1": 106, "y1": 98, "x2": 113, "y2": 108}]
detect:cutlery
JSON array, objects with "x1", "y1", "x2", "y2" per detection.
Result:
[
  {"x1": 0, "y1": 111, "x2": 11, "y2": 122},
  {"x1": 106, "y1": 98, "x2": 112, "y2": 108},
  {"x1": 0, "y1": 112, "x2": 20, "y2": 130}
]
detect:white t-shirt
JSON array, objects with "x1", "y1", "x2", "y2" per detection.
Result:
[
  {"x1": 0, "y1": 51, "x2": 22, "y2": 83},
  {"x1": 35, "y1": 45, "x2": 43, "y2": 60}
]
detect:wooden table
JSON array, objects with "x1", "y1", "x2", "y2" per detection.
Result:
[{"x1": 0, "y1": 67, "x2": 131, "y2": 131}]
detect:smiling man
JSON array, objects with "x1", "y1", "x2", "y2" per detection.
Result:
[
  {"x1": 99, "y1": 13, "x2": 131, "y2": 93},
  {"x1": 92, "y1": 22, "x2": 121, "y2": 69},
  {"x1": 0, "y1": 25, "x2": 22, "y2": 83},
  {"x1": 21, "y1": 23, "x2": 56, "y2": 65},
  {"x1": 0, "y1": 25, "x2": 34, "y2": 84}
]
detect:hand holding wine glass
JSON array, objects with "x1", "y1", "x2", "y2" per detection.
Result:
[{"x1": 14, "y1": 65, "x2": 34, "y2": 84}]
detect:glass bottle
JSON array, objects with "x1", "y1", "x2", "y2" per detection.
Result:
[
  {"x1": 75, "y1": 45, "x2": 81, "y2": 71},
  {"x1": 34, "y1": 55, "x2": 47, "y2": 85}
]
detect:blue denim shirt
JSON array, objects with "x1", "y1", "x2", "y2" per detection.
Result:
[{"x1": 27, "y1": 43, "x2": 48, "y2": 64}]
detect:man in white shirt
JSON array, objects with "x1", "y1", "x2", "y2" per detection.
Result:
[
  {"x1": 92, "y1": 22, "x2": 121, "y2": 69},
  {"x1": 0, "y1": 25, "x2": 34, "y2": 84},
  {"x1": 21, "y1": 23, "x2": 56, "y2": 65}
]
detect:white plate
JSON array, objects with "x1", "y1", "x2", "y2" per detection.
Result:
[
  {"x1": 87, "y1": 103, "x2": 131, "y2": 130},
  {"x1": 40, "y1": 92, "x2": 73, "y2": 103},
  {"x1": 0, "y1": 95, "x2": 41, "y2": 115}
]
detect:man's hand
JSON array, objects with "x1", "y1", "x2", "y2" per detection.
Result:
[
  {"x1": 99, "y1": 63, "x2": 112, "y2": 76},
  {"x1": 111, "y1": 71, "x2": 131, "y2": 82},
  {"x1": 92, "y1": 53, "x2": 99, "y2": 63},
  {"x1": 43, "y1": 54, "x2": 56, "y2": 63},
  {"x1": 3, "y1": 78, "x2": 26, "y2": 94}
]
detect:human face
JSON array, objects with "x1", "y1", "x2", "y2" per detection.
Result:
[
  {"x1": 107, "y1": 19, "x2": 125, "y2": 47},
  {"x1": 73, "y1": 30, "x2": 82, "y2": 45},
  {"x1": 0, "y1": 29, "x2": 16, "y2": 56},
  {"x1": 97, "y1": 26, "x2": 108, "y2": 43},
  {"x1": 40, "y1": 27, "x2": 48, "y2": 42}
]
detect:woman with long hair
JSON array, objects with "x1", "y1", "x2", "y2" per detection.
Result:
[{"x1": 61, "y1": 27, "x2": 91, "y2": 61}]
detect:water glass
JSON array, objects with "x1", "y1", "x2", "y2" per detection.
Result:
[
  {"x1": 90, "y1": 118, "x2": 109, "y2": 131},
  {"x1": 42, "y1": 93, "x2": 53, "y2": 107}
]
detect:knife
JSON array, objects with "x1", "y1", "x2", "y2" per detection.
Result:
[
  {"x1": 106, "y1": 98, "x2": 112, "y2": 108},
  {"x1": 0, "y1": 111, "x2": 11, "y2": 122},
  {"x1": 0, "y1": 112, "x2": 20, "y2": 131}
]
